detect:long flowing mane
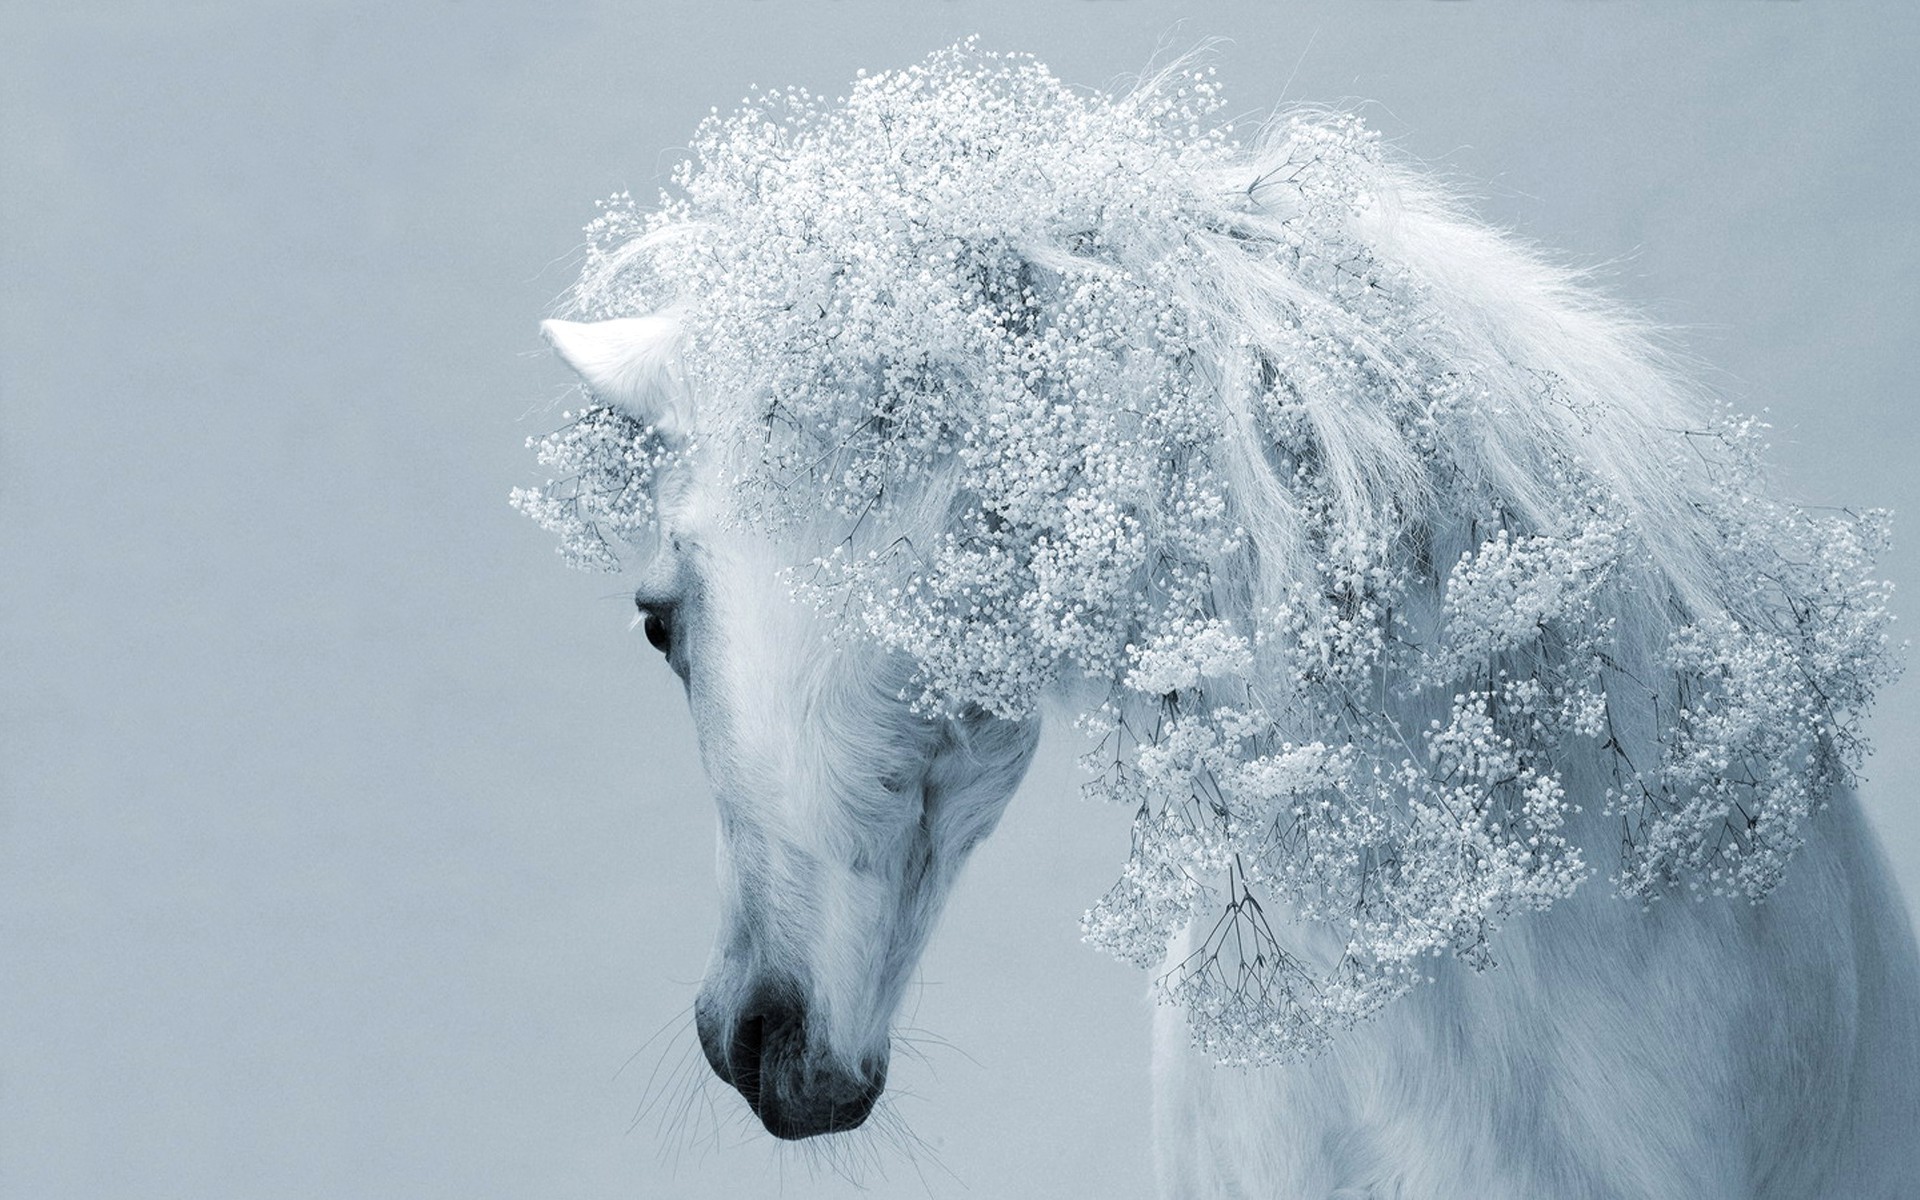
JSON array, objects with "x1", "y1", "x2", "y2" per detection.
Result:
[{"x1": 515, "y1": 43, "x2": 1897, "y2": 1064}]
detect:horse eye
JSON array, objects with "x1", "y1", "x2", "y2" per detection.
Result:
[{"x1": 640, "y1": 608, "x2": 672, "y2": 654}]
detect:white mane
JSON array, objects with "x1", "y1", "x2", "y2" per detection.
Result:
[{"x1": 516, "y1": 43, "x2": 1898, "y2": 1065}]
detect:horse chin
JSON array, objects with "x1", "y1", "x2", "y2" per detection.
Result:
[{"x1": 754, "y1": 1056, "x2": 888, "y2": 1140}]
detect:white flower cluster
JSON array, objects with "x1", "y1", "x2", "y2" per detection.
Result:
[
  {"x1": 509, "y1": 407, "x2": 673, "y2": 570},
  {"x1": 1613, "y1": 421, "x2": 1899, "y2": 903},
  {"x1": 520, "y1": 45, "x2": 1899, "y2": 1065}
]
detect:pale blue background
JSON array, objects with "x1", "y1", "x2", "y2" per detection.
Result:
[{"x1": 5, "y1": 3, "x2": 1917, "y2": 1197}]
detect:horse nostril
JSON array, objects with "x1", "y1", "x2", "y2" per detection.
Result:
[
  {"x1": 725, "y1": 981, "x2": 804, "y2": 1108},
  {"x1": 731, "y1": 1011, "x2": 767, "y2": 1105}
]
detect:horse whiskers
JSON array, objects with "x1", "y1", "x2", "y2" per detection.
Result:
[
  {"x1": 891, "y1": 1024, "x2": 982, "y2": 1072},
  {"x1": 663, "y1": 1059, "x2": 726, "y2": 1173},
  {"x1": 861, "y1": 1096, "x2": 964, "y2": 1195},
  {"x1": 745, "y1": 1085, "x2": 957, "y2": 1197},
  {"x1": 618, "y1": 1005, "x2": 697, "y2": 1130},
  {"x1": 779, "y1": 1121, "x2": 887, "y2": 1191},
  {"x1": 611, "y1": 1001, "x2": 694, "y2": 1083},
  {"x1": 626, "y1": 1034, "x2": 701, "y2": 1135},
  {"x1": 657, "y1": 1048, "x2": 736, "y2": 1178},
  {"x1": 887, "y1": 1039, "x2": 936, "y2": 1071},
  {"x1": 623, "y1": 1024, "x2": 736, "y2": 1184}
]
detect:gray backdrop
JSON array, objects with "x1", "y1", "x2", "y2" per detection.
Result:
[{"x1": 5, "y1": 3, "x2": 1916, "y2": 1198}]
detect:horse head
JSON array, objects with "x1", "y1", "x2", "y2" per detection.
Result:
[{"x1": 542, "y1": 316, "x2": 1041, "y2": 1139}]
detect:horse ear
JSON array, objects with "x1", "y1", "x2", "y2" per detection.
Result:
[{"x1": 541, "y1": 313, "x2": 693, "y2": 438}]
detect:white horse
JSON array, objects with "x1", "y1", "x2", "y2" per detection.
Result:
[{"x1": 523, "y1": 49, "x2": 1920, "y2": 1198}]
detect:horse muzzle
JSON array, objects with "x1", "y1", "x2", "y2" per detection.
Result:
[{"x1": 695, "y1": 977, "x2": 888, "y2": 1139}]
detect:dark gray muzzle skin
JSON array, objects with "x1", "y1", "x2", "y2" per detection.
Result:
[{"x1": 695, "y1": 976, "x2": 887, "y2": 1140}]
